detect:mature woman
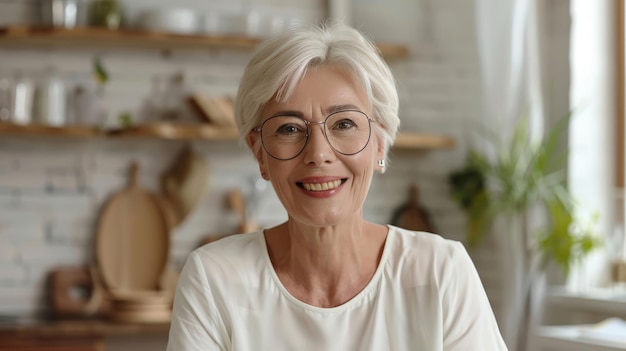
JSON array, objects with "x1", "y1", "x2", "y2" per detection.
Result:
[{"x1": 167, "y1": 23, "x2": 507, "y2": 351}]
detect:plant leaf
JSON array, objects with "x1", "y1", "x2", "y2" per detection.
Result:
[{"x1": 93, "y1": 57, "x2": 109, "y2": 85}]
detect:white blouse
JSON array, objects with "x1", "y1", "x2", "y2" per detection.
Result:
[{"x1": 166, "y1": 225, "x2": 508, "y2": 351}]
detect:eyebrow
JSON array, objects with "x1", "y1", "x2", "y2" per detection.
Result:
[
  {"x1": 269, "y1": 104, "x2": 362, "y2": 118},
  {"x1": 270, "y1": 110, "x2": 304, "y2": 118},
  {"x1": 326, "y1": 104, "x2": 361, "y2": 114}
]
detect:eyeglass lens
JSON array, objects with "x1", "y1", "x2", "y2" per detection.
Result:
[{"x1": 259, "y1": 110, "x2": 372, "y2": 160}]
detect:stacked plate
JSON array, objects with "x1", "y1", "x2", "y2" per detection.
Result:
[{"x1": 107, "y1": 290, "x2": 172, "y2": 323}]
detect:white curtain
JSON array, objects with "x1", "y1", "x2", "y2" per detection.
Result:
[
  {"x1": 474, "y1": 0, "x2": 544, "y2": 150},
  {"x1": 474, "y1": 0, "x2": 545, "y2": 350},
  {"x1": 476, "y1": 0, "x2": 619, "y2": 349},
  {"x1": 568, "y1": 0, "x2": 616, "y2": 290}
]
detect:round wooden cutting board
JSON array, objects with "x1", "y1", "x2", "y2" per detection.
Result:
[{"x1": 96, "y1": 162, "x2": 170, "y2": 293}]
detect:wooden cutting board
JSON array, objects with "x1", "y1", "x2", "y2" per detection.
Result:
[{"x1": 96, "y1": 162, "x2": 170, "y2": 293}]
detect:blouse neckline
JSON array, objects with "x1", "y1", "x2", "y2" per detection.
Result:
[{"x1": 258, "y1": 224, "x2": 394, "y2": 314}]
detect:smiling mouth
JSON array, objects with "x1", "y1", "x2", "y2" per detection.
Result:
[{"x1": 298, "y1": 179, "x2": 346, "y2": 191}]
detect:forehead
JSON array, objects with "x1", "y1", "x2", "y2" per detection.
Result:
[{"x1": 262, "y1": 65, "x2": 370, "y2": 117}]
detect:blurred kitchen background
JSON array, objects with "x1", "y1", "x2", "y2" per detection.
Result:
[{"x1": 0, "y1": 0, "x2": 625, "y2": 350}]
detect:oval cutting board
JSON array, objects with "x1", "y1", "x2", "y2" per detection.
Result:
[{"x1": 96, "y1": 162, "x2": 170, "y2": 293}]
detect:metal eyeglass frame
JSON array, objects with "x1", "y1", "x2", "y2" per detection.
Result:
[{"x1": 252, "y1": 109, "x2": 375, "y2": 161}]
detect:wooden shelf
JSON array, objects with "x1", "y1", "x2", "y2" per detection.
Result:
[
  {"x1": 0, "y1": 122, "x2": 454, "y2": 150},
  {"x1": 106, "y1": 122, "x2": 240, "y2": 140},
  {"x1": 0, "y1": 122, "x2": 99, "y2": 138},
  {"x1": 0, "y1": 26, "x2": 410, "y2": 60},
  {"x1": 0, "y1": 122, "x2": 238, "y2": 141},
  {"x1": 393, "y1": 132, "x2": 455, "y2": 150}
]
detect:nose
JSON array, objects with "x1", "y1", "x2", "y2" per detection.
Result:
[{"x1": 302, "y1": 122, "x2": 335, "y2": 165}]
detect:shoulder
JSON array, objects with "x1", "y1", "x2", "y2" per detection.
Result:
[
  {"x1": 385, "y1": 225, "x2": 470, "y2": 284},
  {"x1": 186, "y1": 231, "x2": 267, "y2": 276},
  {"x1": 387, "y1": 225, "x2": 465, "y2": 259},
  {"x1": 196, "y1": 231, "x2": 265, "y2": 256}
]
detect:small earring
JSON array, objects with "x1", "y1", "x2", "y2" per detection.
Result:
[{"x1": 378, "y1": 159, "x2": 386, "y2": 173}]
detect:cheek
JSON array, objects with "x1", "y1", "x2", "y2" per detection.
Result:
[
  {"x1": 263, "y1": 158, "x2": 290, "y2": 188},
  {"x1": 359, "y1": 144, "x2": 379, "y2": 170},
  {"x1": 350, "y1": 154, "x2": 377, "y2": 186}
]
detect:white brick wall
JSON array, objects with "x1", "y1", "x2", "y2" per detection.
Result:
[{"x1": 0, "y1": 0, "x2": 547, "y2": 331}]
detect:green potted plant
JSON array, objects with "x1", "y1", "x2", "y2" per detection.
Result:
[
  {"x1": 449, "y1": 115, "x2": 600, "y2": 276},
  {"x1": 448, "y1": 115, "x2": 601, "y2": 349}
]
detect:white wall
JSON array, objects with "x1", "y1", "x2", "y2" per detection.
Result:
[
  {"x1": 0, "y1": 0, "x2": 480, "y2": 314},
  {"x1": 0, "y1": 0, "x2": 572, "y2": 349}
]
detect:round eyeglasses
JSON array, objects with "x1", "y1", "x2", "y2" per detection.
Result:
[{"x1": 253, "y1": 109, "x2": 375, "y2": 160}]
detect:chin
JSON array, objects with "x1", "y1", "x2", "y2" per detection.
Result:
[{"x1": 291, "y1": 207, "x2": 357, "y2": 227}]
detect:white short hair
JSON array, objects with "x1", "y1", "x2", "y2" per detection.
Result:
[{"x1": 234, "y1": 23, "x2": 400, "y2": 161}]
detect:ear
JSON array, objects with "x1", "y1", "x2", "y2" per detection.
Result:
[
  {"x1": 247, "y1": 132, "x2": 269, "y2": 180},
  {"x1": 246, "y1": 132, "x2": 260, "y2": 159},
  {"x1": 377, "y1": 136, "x2": 386, "y2": 159},
  {"x1": 375, "y1": 134, "x2": 386, "y2": 171}
]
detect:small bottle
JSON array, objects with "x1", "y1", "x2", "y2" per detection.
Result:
[
  {"x1": 70, "y1": 84, "x2": 97, "y2": 126},
  {"x1": 12, "y1": 73, "x2": 35, "y2": 125},
  {"x1": 0, "y1": 74, "x2": 12, "y2": 122},
  {"x1": 35, "y1": 67, "x2": 66, "y2": 127}
]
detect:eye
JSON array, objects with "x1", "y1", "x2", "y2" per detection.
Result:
[
  {"x1": 333, "y1": 118, "x2": 357, "y2": 130},
  {"x1": 276, "y1": 123, "x2": 305, "y2": 135}
]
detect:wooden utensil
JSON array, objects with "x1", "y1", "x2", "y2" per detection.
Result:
[
  {"x1": 153, "y1": 193, "x2": 178, "y2": 232},
  {"x1": 96, "y1": 162, "x2": 170, "y2": 293},
  {"x1": 197, "y1": 189, "x2": 259, "y2": 247},
  {"x1": 161, "y1": 145, "x2": 209, "y2": 226},
  {"x1": 228, "y1": 188, "x2": 258, "y2": 233},
  {"x1": 390, "y1": 184, "x2": 436, "y2": 233}
]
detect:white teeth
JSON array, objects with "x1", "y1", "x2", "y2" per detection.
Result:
[{"x1": 302, "y1": 180, "x2": 342, "y2": 191}]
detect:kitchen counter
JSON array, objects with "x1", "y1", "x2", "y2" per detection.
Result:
[
  {"x1": 0, "y1": 316, "x2": 169, "y2": 351},
  {"x1": 0, "y1": 316, "x2": 170, "y2": 337}
]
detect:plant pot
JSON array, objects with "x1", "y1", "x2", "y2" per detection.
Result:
[
  {"x1": 612, "y1": 260, "x2": 626, "y2": 283},
  {"x1": 89, "y1": 0, "x2": 123, "y2": 30}
]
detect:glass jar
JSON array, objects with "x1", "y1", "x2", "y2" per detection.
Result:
[
  {"x1": 11, "y1": 73, "x2": 36, "y2": 125},
  {"x1": 0, "y1": 72, "x2": 12, "y2": 122},
  {"x1": 35, "y1": 68, "x2": 67, "y2": 127}
]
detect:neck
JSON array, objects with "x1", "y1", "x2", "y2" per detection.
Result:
[{"x1": 265, "y1": 220, "x2": 387, "y2": 307}]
